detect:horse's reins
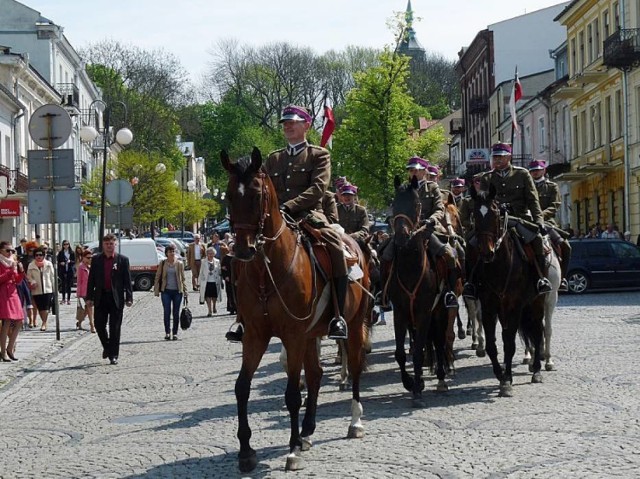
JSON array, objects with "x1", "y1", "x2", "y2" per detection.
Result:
[{"x1": 478, "y1": 210, "x2": 515, "y2": 299}]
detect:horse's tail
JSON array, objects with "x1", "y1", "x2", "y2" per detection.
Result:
[{"x1": 519, "y1": 299, "x2": 544, "y2": 352}]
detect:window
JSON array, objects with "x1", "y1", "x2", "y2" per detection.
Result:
[
  {"x1": 594, "y1": 19, "x2": 600, "y2": 59},
  {"x1": 614, "y1": 2, "x2": 620, "y2": 29},
  {"x1": 590, "y1": 103, "x2": 601, "y2": 149},
  {"x1": 580, "y1": 110, "x2": 587, "y2": 154},
  {"x1": 525, "y1": 125, "x2": 531, "y2": 155},
  {"x1": 586, "y1": 243, "x2": 613, "y2": 258},
  {"x1": 587, "y1": 24, "x2": 593, "y2": 64},
  {"x1": 538, "y1": 117, "x2": 546, "y2": 152},
  {"x1": 611, "y1": 242, "x2": 640, "y2": 259},
  {"x1": 615, "y1": 90, "x2": 623, "y2": 138},
  {"x1": 553, "y1": 111, "x2": 559, "y2": 152},
  {"x1": 572, "y1": 115, "x2": 579, "y2": 158},
  {"x1": 579, "y1": 31, "x2": 585, "y2": 71},
  {"x1": 605, "y1": 96, "x2": 613, "y2": 142},
  {"x1": 603, "y1": 10, "x2": 610, "y2": 39},
  {"x1": 571, "y1": 38, "x2": 577, "y2": 75}
]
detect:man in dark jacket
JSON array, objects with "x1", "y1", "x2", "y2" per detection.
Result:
[{"x1": 85, "y1": 234, "x2": 133, "y2": 364}]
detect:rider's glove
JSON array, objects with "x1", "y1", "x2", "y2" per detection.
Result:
[{"x1": 538, "y1": 223, "x2": 547, "y2": 235}]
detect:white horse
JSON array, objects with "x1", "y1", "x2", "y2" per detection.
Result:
[
  {"x1": 464, "y1": 297, "x2": 485, "y2": 356},
  {"x1": 523, "y1": 240, "x2": 560, "y2": 371}
]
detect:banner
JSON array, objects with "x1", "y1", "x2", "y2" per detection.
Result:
[{"x1": 0, "y1": 199, "x2": 20, "y2": 217}]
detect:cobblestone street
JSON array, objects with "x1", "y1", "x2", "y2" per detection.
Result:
[{"x1": 0, "y1": 286, "x2": 639, "y2": 478}]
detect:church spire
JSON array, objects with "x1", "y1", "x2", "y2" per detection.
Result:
[
  {"x1": 405, "y1": 0, "x2": 414, "y2": 30},
  {"x1": 398, "y1": 0, "x2": 424, "y2": 57}
]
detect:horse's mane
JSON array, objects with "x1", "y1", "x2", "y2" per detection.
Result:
[{"x1": 232, "y1": 156, "x2": 267, "y2": 184}]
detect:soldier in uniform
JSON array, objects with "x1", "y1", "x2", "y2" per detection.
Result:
[
  {"x1": 322, "y1": 190, "x2": 339, "y2": 224},
  {"x1": 528, "y1": 159, "x2": 571, "y2": 292},
  {"x1": 466, "y1": 142, "x2": 552, "y2": 296},
  {"x1": 427, "y1": 164, "x2": 452, "y2": 203},
  {"x1": 226, "y1": 105, "x2": 349, "y2": 342},
  {"x1": 449, "y1": 178, "x2": 467, "y2": 207},
  {"x1": 337, "y1": 183, "x2": 370, "y2": 241},
  {"x1": 333, "y1": 176, "x2": 349, "y2": 206},
  {"x1": 381, "y1": 156, "x2": 458, "y2": 309}
]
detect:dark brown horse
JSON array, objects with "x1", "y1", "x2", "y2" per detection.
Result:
[
  {"x1": 386, "y1": 175, "x2": 449, "y2": 407},
  {"x1": 469, "y1": 184, "x2": 544, "y2": 397},
  {"x1": 221, "y1": 148, "x2": 371, "y2": 472}
]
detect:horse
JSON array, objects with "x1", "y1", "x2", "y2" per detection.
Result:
[
  {"x1": 469, "y1": 184, "x2": 545, "y2": 397},
  {"x1": 221, "y1": 148, "x2": 371, "y2": 473},
  {"x1": 386, "y1": 175, "x2": 449, "y2": 407},
  {"x1": 523, "y1": 241, "x2": 560, "y2": 371}
]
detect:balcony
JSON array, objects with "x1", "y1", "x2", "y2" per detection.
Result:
[
  {"x1": 0, "y1": 165, "x2": 29, "y2": 193},
  {"x1": 469, "y1": 97, "x2": 488, "y2": 115},
  {"x1": 449, "y1": 117, "x2": 464, "y2": 134},
  {"x1": 56, "y1": 83, "x2": 80, "y2": 110},
  {"x1": 603, "y1": 28, "x2": 640, "y2": 70}
]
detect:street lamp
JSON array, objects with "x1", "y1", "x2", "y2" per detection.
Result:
[{"x1": 79, "y1": 100, "x2": 133, "y2": 250}]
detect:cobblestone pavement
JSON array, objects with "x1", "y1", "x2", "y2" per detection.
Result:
[{"x1": 0, "y1": 285, "x2": 639, "y2": 478}]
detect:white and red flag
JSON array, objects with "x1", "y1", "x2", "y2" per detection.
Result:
[
  {"x1": 320, "y1": 97, "x2": 335, "y2": 148},
  {"x1": 509, "y1": 71, "x2": 523, "y2": 133}
]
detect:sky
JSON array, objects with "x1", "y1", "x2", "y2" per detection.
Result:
[{"x1": 23, "y1": 0, "x2": 568, "y2": 82}]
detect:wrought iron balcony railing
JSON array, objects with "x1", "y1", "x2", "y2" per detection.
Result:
[{"x1": 603, "y1": 28, "x2": 640, "y2": 69}]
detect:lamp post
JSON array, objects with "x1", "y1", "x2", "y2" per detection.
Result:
[{"x1": 79, "y1": 100, "x2": 133, "y2": 250}]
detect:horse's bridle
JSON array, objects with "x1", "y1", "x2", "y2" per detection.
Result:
[{"x1": 476, "y1": 208, "x2": 510, "y2": 260}]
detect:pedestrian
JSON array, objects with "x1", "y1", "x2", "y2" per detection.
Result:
[
  {"x1": 56, "y1": 239, "x2": 75, "y2": 305},
  {"x1": 199, "y1": 247, "x2": 222, "y2": 316},
  {"x1": 601, "y1": 223, "x2": 620, "y2": 239},
  {"x1": 0, "y1": 242, "x2": 26, "y2": 361},
  {"x1": 186, "y1": 234, "x2": 206, "y2": 291},
  {"x1": 85, "y1": 234, "x2": 133, "y2": 365},
  {"x1": 153, "y1": 245, "x2": 187, "y2": 341},
  {"x1": 21, "y1": 241, "x2": 38, "y2": 327},
  {"x1": 75, "y1": 249, "x2": 95, "y2": 333},
  {"x1": 220, "y1": 242, "x2": 236, "y2": 315},
  {"x1": 26, "y1": 247, "x2": 55, "y2": 331},
  {"x1": 207, "y1": 232, "x2": 222, "y2": 257}
]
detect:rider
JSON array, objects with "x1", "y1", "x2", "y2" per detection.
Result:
[
  {"x1": 337, "y1": 183, "x2": 370, "y2": 241},
  {"x1": 226, "y1": 105, "x2": 349, "y2": 342},
  {"x1": 380, "y1": 156, "x2": 459, "y2": 309},
  {"x1": 528, "y1": 159, "x2": 571, "y2": 292},
  {"x1": 426, "y1": 164, "x2": 452, "y2": 204},
  {"x1": 463, "y1": 142, "x2": 552, "y2": 298},
  {"x1": 449, "y1": 178, "x2": 467, "y2": 207}
]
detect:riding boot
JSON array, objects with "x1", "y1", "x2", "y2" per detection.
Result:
[
  {"x1": 444, "y1": 268, "x2": 459, "y2": 309},
  {"x1": 558, "y1": 240, "x2": 572, "y2": 292},
  {"x1": 535, "y1": 253, "x2": 552, "y2": 294},
  {"x1": 462, "y1": 240, "x2": 477, "y2": 299},
  {"x1": 328, "y1": 275, "x2": 349, "y2": 340}
]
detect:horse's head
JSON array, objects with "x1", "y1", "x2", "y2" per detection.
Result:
[
  {"x1": 469, "y1": 182, "x2": 501, "y2": 261},
  {"x1": 391, "y1": 175, "x2": 422, "y2": 247},
  {"x1": 221, "y1": 147, "x2": 277, "y2": 261}
]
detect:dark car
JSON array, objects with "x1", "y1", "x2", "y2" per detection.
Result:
[
  {"x1": 207, "y1": 219, "x2": 231, "y2": 237},
  {"x1": 566, "y1": 239, "x2": 640, "y2": 294},
  {"x1": 370, "y1": 220, "x2": 390, "y2": 235},
  {"x1": 161, "y1": 231, "x2": 195, "y2": 243}
]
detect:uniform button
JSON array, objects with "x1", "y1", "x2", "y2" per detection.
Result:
[
  {"x1": 287, "y1": 175, "x2": 290, "y2": 178},
  {"x1": 286, "y1": 188, "x2": 290, "y2": 192}
]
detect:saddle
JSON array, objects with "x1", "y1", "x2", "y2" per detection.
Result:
[{"x1": 300, "y1": 221, "x2": 360, "y2": 280}]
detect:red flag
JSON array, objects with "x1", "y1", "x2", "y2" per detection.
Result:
[
  {"x1": 509, "y1": 72, "x2": 523, "y2": 133},
  {"x1": 320, "y1": 98, "x2": 335, "y2": 148}
]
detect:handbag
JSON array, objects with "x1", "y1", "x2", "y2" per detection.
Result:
[
  {"x1": 75, "y1": 298, "x2": 85, "y2": 322},
  {"x1": 179, "y1": 295, "x2": 192, "y2": 330}
]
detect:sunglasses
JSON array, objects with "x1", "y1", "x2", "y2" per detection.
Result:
[
  {"x1": 34, "y1": 253, "x2": 44, "y2": 257},
  {"x1": 3, "y1": 249, "x2": 15, "y2": 253}
]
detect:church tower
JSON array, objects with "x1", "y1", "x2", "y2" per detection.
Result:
[{"x1": 397, "y1": 0, "x2": 426, "y2": 63}]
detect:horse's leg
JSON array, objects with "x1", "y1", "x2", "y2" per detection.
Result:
[
  {"x1": 544, "y1": 293, "x2": 557, "y2": 371},
  {"x1": 499, "y1": 324, "x2": 518, "y2": 397},
  {"x1": 432, "y1": 307, "x2": 449, "y2": 393},
  {"x1": 456, "y1": 310, "x2": 466, "y2": 340},
  {"x1": 411, "y1": 316, "x2": 429, "y2": 408},
  {"x1": 481, "y1": 306, "x2": 503, "y2": 383},
  {"x1": 474, "y1": 300, "x2": 485, "y2": 356},
  {"x1": 393, "y1": 312, "x2": 413, "y2": 392},
  {"x1": 445, "y1": 308, "x2": 457, "y2": 375},
  {"x1": 284, "y1": 342, "x2": 307, "y2": 472},
  {"x1": 300, "y1": 337, "x2": 323, "y2": 451},
  {"x1": 346, "y1": 317, "x2": 366, "y2": 439},
  {"x1": 528, "y1": 302, "x2": 545, "y2": 383},
  {"x1": 338, "y1": 339, "x2": 350, "y2": 391},
  {"x1": 236, "y1": 334, "x2": 270, "y2": 473}
]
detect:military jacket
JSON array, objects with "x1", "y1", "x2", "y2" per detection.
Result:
[
  {"x1": 265, "y1": 144, "x2": 330, "y2": 220},
  {"x1": 458, "y1": 196, "x2": 474, "y2": 237},
  {"x1": 481, "y1": 165, "x2": 543, "y2": 225},
  {"x1": 322, "y1": 191, "x2": 339, "y2": 224},
  {"x1": 338, "y1": 203, "x2": 370, "y2": 241},
  {"x1": 417, "y1": 180, "x2": 446, "y2": 234},
  {"x1": 534, "y1": 178, "x2": 560, "y2": 225}
]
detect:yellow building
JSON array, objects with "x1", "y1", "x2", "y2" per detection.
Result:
[{"x1": 555, "y1": 0, "x2": 640, "y2": 237}]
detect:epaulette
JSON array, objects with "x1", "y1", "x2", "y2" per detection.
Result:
[
  {"x1": 512, "y1": 165, "x2": 528, "y2": 172},
  {"x1": 268, "y1": 147, "x2": 286, "y2": 156},
  {"x1": 309, "y1": 144, "x2": 328, "y2": 152}
]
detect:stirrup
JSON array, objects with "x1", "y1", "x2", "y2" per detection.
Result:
[
  {"x1": 328, "y1": 317, "x2": 348, "y2": 340},
  {"x1": 444, "y1": 292, "x2": 458, "y2": 308},
  {"x1": 225, "y1": 323, "x2": 244, "y2": 343},
  {"x1": 558, "y1": 278, "x2": 569, "y2": 292},
  {"x1": 462, "y1": 283, "x2": 476, "y2": 299},
  {"x1": 537, "y1": 278, "x2": 552, "y2": 295}
]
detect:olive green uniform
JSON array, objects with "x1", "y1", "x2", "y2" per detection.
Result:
[{"x1": 338, "y1": 203, "x2": 370, "y2": 241}]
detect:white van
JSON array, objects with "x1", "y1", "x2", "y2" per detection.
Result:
[{"x1": 84, "y1": 238, "x2": 162, "y2": 291}]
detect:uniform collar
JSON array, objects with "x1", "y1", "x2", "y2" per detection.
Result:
[
  {"x1": 286, "y1": 141, "x2": 308, "y2": 156},
  {"x1": 534, "y1": 177, "x2": 546, "y2": 184}
]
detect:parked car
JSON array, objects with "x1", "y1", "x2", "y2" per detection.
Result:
[
  {"x1": 84, "y1": 238, "x2": 161, "y2": 291},
  {"x1": 154, "y1": 237, "x2": 187, "y2": 263},
  {"x1": 565, "y1": 239, "x2": 640, "y2": 294},
  {"x1": 370, "y1": 220, "x2": 391, "y2": 235},
  {"x1": 160, "y1": 230, "x2": 195, "y2": 243}
]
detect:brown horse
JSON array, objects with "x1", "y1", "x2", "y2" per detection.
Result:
[{"x1": 221, "y1": 148, "x2": 371, "y2": 473}]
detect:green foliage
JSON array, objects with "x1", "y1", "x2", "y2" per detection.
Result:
[
  {"x1": 408, "y1": 125, "x2": 447, "y2": 163},
  {"x1": 332, "y1": 49, "x2": 422, "y2": 209}
]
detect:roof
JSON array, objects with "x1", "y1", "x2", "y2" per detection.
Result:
[{"x1": 554, "y1": 0, "x2": 581, "y2": 22}]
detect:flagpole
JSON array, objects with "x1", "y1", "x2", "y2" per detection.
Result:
[{"x1": 510, "y1": 66, "x2": 517, "y2": 148}]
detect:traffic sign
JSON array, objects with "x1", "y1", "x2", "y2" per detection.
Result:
[
  {"x1": 28, "y1": 104, "x2": 72, "y2": 149},
  {"x1": 27, "y1": 149, "x2": 75, "y2": 188},
  {"x1": 105, "y1": 179, "x2": 133, "y2": 206}
]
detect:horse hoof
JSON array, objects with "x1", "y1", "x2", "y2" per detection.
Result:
[
  {"x1": 476, "y1": 349, "x2": 486, "y2": 358},
  {"x1": 339, "y1": 382, "x2": 349, "y2": 392},
  {"x1": 528, "y1": 363, "x2": 534, "y2": 373},
  {"x1": 238, "y1": 449, "x2": 257, "y2": 473},
  {"x1": 347, "y1": 425, "x2": 365, "y2": 439},
  {"x1": 531, "y1": 372, "x2": 543, "y2": 383},
  {"x1": 285, "y1": 453, "x2": 305, "y2": 471},
  {"x1": 522, "y1": 357, "x2": 530, "y2": 365},
  {"x1": 412, "y1": 397, "x2": 426, "y2": 408},
  {"x1": 457, "y1": 330, "x2": 466, "y2": 340},
  {"x1": 301, "y1": 436, "x2": 312, "y2": 451},
  {"x1": 498, "y1": 383, "x2": 513, "y2": 398},
  {"x1": 436, "y1": 381, "x2": 448, "y2": 393},
  {"x1": 545, "y1": 362, "x2": 556, "y2": 371},
  {"x1": 471, "y1": 342, "x2": 478, "y2": 350}
]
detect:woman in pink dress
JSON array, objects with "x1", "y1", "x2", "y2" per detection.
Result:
[
  {"x1": 0, "y1": 241, "x2": 26, "y2": 361},
  {"x1": 75, "y1": 250, "x2": 95, "y2": 333}
]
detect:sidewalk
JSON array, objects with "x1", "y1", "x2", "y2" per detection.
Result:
[{"x1": 0, "y1": 299, "x2": 90, "y2": 388}]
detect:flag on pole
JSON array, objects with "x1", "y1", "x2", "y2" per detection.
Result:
[
  {"x1": 509, "y1": 71, "x2": 523, "y2": 133},
  {"x1": 320, "y1": 97, "x2": 335, "y2": 148}
]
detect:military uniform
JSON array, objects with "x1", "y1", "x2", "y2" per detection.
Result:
[
  {"x1": 338, "y1": 203, "x2": 370, "y2": 241},
  {"x1": 323, "y1": 191, "x2": 339, "y2": 224},
  {"x1": 481, "y1": 165, "x2": 543, "y2": 225},
  {"x1": 534, "y1": 178, "x2": 560, "y2": 225},
  {"x1": 265, "y1": 143, "x2": 347, "y2": 277}
]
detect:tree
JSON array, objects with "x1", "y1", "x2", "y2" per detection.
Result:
[{"x1": 332, "y1": 49, "x2": 419, "y2": 209}]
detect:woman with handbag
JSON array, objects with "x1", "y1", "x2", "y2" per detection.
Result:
[
  {"x1": 75, "y1": 250, "x2": 95, "y2": 333},
  {"x1": 56, "y1": 240, "x2": 75, "y2": 305},
  {"x1": 154, "y1": 245, "x2": 187, "y2": 340},
  {"x1": 198, "y1": 247, "x2": 222, "y2": 316},
  {"x1": 0, "y1": 242, "x2": 25, "y2": 361},
  {"x1": 26, "y1": 247, "x2": 55, "y2": 331}
]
